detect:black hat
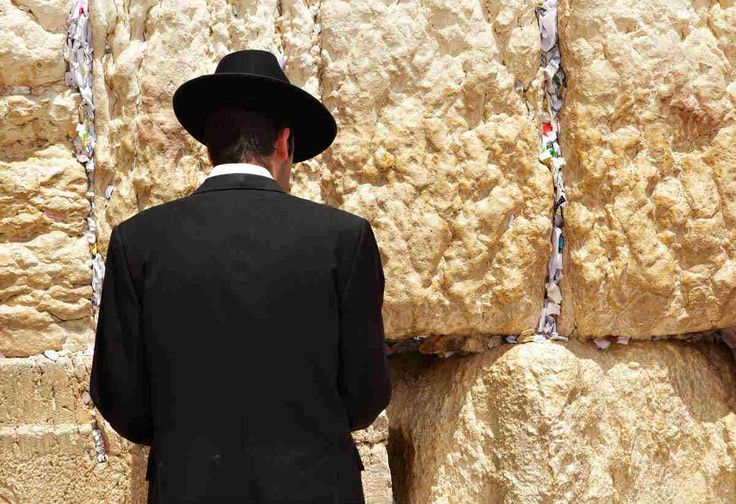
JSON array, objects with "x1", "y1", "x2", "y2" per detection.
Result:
[{"x1": 172, "y1": 49, "x2": 337, "y2": 163}]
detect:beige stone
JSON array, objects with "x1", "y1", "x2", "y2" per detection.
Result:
[
  {"x1": 0, "y1": 424, "x2": 149, "y2": 504},
  {"x1": 0, "y1": 230, "x2": 92, "y2": 357},
  {"x1": 354, "y1": 412, "x2": 393, "y2": 504},
  {"x1": 89, "y1": 0, "x2": 552, "y2": 338},
  {"x1": 0, "y1": 146, "x2": 88, "y2": 242},
  {"x1": 387, "y1": 340, "x2": 736, "y2": 503},
  {"x1": 315, "y1": 0, "x2": 551, "y2": 337},
  {"x1": 0, "y1": 87, "x2": 80, "y2": 161},
  {"x1": 0, "y1": 354, "x2": 91, "y2": 426},
  {"x1": 557, "y1": 0, "x2": 736, "y2": 338},
  {"x1": 0, "y1": 0, "x2": 68, "y2": 88},
  {"x1": 0, "y1": 1, "x2": 93, "y2": 357},
  {"x1": 0, "y1": 354, "x2": 148, "y2": 504}
]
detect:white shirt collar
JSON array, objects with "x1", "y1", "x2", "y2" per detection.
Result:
[{"x1": 206, "y1": 162, "x2": 274, "y2": 180}]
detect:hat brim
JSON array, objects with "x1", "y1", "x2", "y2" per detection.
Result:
[{"x1": 172, "y1": 72, "x2": 337, "y2": 163}]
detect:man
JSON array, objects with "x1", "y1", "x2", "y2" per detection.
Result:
[{"x1": 89, "y1": 49, "x2": 392, "y2": 503}]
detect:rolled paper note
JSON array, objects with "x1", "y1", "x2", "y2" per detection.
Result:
[{"x1": 594, "y1": 338, "x2": 611, "y2": 350}]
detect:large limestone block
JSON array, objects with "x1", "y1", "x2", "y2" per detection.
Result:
[
  {"x1": 0, "y1": 231, "x2": 92, "y2": 357},
  {"x1": 0, "y1": 353, "x2": 91, "y2": 426},
  {"x1": 0, "y1": 2, "x2": 93, "y2": 356},
  {"x1": 387, "y1": 340, "x2": 736, "y2": 503},
  {"x1": 0, "y1": 0, "x2": 69, "y2": 88},
  {"x1": 90, "y1": 0, "x2": 552, "y2": 338},
  {"x1": 0, "y1": 146, "x2": 88, "y2": 242},
  {"x1": 557, "y1": 0, "x2": 736, "y2": 338},
  {"x1": 0, "y1": 424, "x2": 148, "y2": 504},
  {"x1": 0, "y1": 87, "x2": 80, "y2": 161},
  {"x1": 315, "y1": 0, "x2": 551, "y2": 337},
  {"x1": 0, "y1": 354, "x2": 148, "y2": 504}
]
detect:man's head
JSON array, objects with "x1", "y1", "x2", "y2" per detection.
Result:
[{"x1": 203, "y1": 105, "x2": 295, "y2": 191}]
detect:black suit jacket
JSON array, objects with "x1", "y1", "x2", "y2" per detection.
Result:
[{"x1": 89, "y1": 173, "x2": 392, "y2": 503}]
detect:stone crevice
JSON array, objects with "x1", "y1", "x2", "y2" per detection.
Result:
[
  {"x1": 63, "y1": 0, "x2": 108, "y2": 466},
  {"x1": 529, "y1": 0, "x2": 568, "y2": 343},
  {"x1": 314, "y1": 0, "x2": 325, "y2": 103}
]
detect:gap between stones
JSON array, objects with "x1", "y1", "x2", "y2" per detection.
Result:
[
  {"x1": 526, "y1": 0, "x2": 568, "y2": 344},
  {"x1": 64, "y1": 0, "x2": 107, "y2": 464}
]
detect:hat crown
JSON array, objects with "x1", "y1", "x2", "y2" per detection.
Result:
[
  {"x1": 214, "y1": 49, "x2": 289, "y2": 83},
  {"x1": 172, "y1": 48, "x2": 337, "y2": 162}
]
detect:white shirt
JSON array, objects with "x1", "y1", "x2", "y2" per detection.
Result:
[{"x1": 206, "y1": 162, "x2": 274, "y2": 180}]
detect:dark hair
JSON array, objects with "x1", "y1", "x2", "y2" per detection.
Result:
[{"x1": 203, "y1": 105, "x2": 294, "y2": 166}]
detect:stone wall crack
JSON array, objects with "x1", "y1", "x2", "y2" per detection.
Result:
[
  {"x1": 529, "y1": 0, "x2": 568, "y2": 343},
  {"x1": 64, "y1": 0, "x2": 107, "y2": 464}
]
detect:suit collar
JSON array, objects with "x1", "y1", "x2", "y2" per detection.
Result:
[{"x1": 192, "y1": 172, "x2": 286, "y2": 195}]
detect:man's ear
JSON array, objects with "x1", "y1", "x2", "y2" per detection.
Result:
[{"x1": 276, "y1": 127, "x2": 291, "y2": 160}]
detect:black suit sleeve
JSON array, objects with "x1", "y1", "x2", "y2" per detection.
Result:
[
  {"x1": 336, "y1": 219, "x2": 392, "y2": 431},
  {"x1": 89, "y1": 225, "x2": 153, "y2": 445}
]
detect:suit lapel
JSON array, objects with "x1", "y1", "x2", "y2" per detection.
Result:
[{"x1": 191, "y1": 173, "x2": 286, "y2": 196}]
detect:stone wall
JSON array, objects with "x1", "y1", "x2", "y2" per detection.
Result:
[
  {"x1": 558, "y1": 0, "x2": 736, "y2": 339},
  {"x1": 0, "y1": 354, "x2": 148, "y2": 503},
  {"x1": 1, "y1": 0, "x2": 736, "y2": 502},
  {"x1": 388, "y1": 340, "x2": 736, "y2": 503},
  {"x1": 0, "y1": 0, "x2": 93, "y2": 359}
]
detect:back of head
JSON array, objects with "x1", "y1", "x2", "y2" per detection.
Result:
[{"x1": 203, "y1": 105, "x2": 294, "y2": 167}]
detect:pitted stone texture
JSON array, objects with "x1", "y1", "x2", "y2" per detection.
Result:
[
  {"x1": 0, "y1": 0, "x2": 69, "y2": 88},
  {"x1": 0, "y1": 146, "x2": 88, "y2": 241},
  {"x1": 353, "y1": 411, "x2": 393, "y2": 504},
  {"x1": 0, "y1": 87, "x2": 80, "y2": 162},
  {"x1": 90, "y1": 0, "x2": 551, "y2": 338},
  {"x1": 557, "y1": 0, "x2": 736, "y2": 338},
  {"x1": 0, "y1": 424, "x2": 149, "y2": 504},
  {"x1": 0, "y1": 1, "x2": 93, "y2": 357},
  {"x1": 0, "y1": 354, "x2": 91, "y2": 426},
  {"x1": 0, "y1": 354, "x2": 148, "y2": 504},
  {"x1": 0, "y1": 231, "x2": 92, "y2": 357},
  {"x1": 307, "y1": 0, "x2": 551, "y2": 337},
  {"x1": 386, "y1": 340, "x2": 736, "y2": 503}
]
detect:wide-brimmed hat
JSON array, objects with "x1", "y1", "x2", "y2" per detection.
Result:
[{"x1": 172, "y1": 49, "x2": 336, "y2": 163}]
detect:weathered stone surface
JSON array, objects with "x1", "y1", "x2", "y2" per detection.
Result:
[
  {"x1": 558, "y1": 0, "x2": 736, "y2": 338},
  {"x1": 0, "y1": 354, "x2": 90, "y2": 425},
  {"x1": 0, "y1": 0, "x2": 69, "y2": 88},
  {"x1": 315, "y1": 0, "x2": 551, "y2": 337},
  {"x1": 387, "y1": 340, "x2": 736, "y2": 503},
  {"x1": 0, "y1": 231, "x2": 92, "y2": 357},
  {"x1": 0, "y1": 354, "x2": 148, "y2": 504},
  {"x1": 0, "y1": 1, "x2": 93, "y2": 357},
  {"x1": 0, "y1": 88, "x2": 80, "y2": 161},
  {"x1": 89, "y1": 0, "x2": 552, "y2": 338},
  {"x1": 354, "y1": 411, "x2": 393, "y2": 504},
  {"x1": 0, "y1": 423, "x2": 148, "y2": 504}
]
